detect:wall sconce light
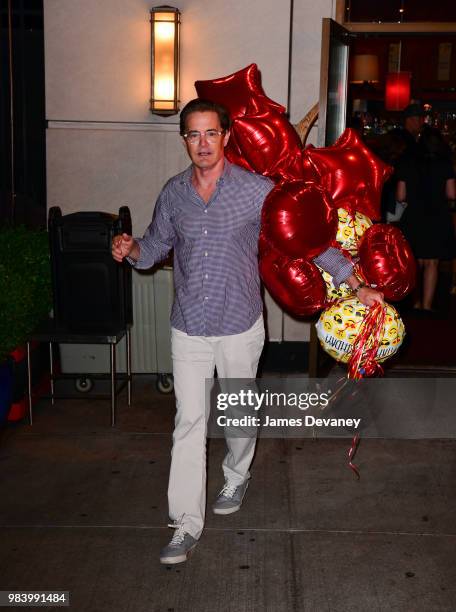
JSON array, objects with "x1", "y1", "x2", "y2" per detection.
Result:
[
  {"x1": 385, "y1": 72, "x2": 411, "y2": 111},
  {"x1": 150, "y1": 6, "x2": 180, "y2": 115},
  {"x1": 350, "y1": 54, "x2": 379, "y2": 84}
]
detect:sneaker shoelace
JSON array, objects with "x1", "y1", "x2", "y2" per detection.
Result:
[
  {"x1": 167, "y1": 522, "x2": 186, "y2": 546},
  {"x1": 220, "y1": 482, "x2": 238, "y2": 499}
]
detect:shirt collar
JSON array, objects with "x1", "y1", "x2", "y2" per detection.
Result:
[{"x1": 180, "y1": 158, "x2": 234, "y2": 185}]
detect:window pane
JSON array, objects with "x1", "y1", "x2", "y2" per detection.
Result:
[
  {"x1": 347, "y1": 0, "x2": 402, "y2": 23},
  {"x1": 405, "y1": 1, "x2": 456, "y2": 22},
  {"x1": 346, "y1": 0, "x2": 456, "y2": 23}
]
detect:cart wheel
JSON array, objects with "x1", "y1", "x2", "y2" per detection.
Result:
[
  {"x1": 156, "y1": 374, "x2": 174, "y2": 394},
  {"x1": 75, "y1": 377, "x2": 93, "y2": 393}
]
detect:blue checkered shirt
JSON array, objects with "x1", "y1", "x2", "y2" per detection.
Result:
[{"x1": 130, "y1": 160, "x2": 353, "y2": 336}]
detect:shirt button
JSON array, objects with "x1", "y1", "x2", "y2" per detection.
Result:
[
  {"x1": 204, "y1": 229, "x2": 208, "y2": 235},
  {"x1": 204, "y1": 296, "x2": 209, "y2": 300},
  {"x1": 204, "y1": 251, "x2": 208, "y2": 257},
  {"x1": 204, "y1": 209, "x2": 208, "y2": 213},
  {"x1": 205, "y1": 274, "x2": 208, "y2": 279}
]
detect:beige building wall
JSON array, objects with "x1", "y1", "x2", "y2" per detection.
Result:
[{"x1": 44, "y1": 0, "x2": 335, "y2": 342}]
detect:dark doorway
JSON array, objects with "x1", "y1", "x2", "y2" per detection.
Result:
[{"x1": 0, "y1": 0, "x2": 46, "y2": 228}]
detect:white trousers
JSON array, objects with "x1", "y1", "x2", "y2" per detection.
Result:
[{"x1": 168, "y1": 315, "x2": 265, "y2": 540}]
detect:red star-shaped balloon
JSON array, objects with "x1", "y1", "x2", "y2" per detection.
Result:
[
  {"x1": 195, "y1": 63, "x2": 284, "y2": 120},
  {"x1": 229, "y1": 111, "x2": 304, "y2": 181},
  {"x1": 304, "y1": 129, "x2": 393, "y2": 220}
]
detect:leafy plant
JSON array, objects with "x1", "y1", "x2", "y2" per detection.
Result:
[{"x1": 0, "y1": 226, "x2": 52, "y2": 363}]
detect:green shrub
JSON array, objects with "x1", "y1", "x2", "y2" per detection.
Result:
[{"x1": 0, "y1": 226, "x2": 52, "y2": 362}]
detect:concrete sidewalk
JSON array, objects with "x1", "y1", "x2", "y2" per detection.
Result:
[{"x1": 1, "y1": 376, "x2": 455, "y2": 611}]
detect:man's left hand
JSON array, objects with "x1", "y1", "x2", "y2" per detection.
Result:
[
  {"x1": 346, "y1": 274, "x2": 384, "y2": 307},
  {"x1": 356, "y1": 286, "x2": 384, "y2": 307}
]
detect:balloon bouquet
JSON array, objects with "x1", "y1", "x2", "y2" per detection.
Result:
[{"x1": 196, "y1": 64, "x2": 417, "y2": 379}]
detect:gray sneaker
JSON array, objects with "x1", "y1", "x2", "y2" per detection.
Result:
[
  {"x1": 212, "y1": 480, "x2": 249, "y2": 515},
  {"x1": 160, "y1": 522, "x2": 198, "y2": 565}
]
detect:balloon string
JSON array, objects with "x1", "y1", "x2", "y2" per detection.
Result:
[
  {"x1": 349, "y1": 304, "x2": 385, "y2": 379},
  {"x1": 348, "y1": 432, "x2": 361, "y2": 479},
  {"x1": 353, "y1": 261, "x2": 368, "y2": 284},
  {"x1": 348, "y1": 302, "x2": 386, "y2": 379},
  {"x1": 348, "y1": 304, "x2": 384, "y2": 379}
]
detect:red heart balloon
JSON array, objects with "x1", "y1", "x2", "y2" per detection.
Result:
[
  {"x1": 229, "y1": 111, "x2": 304, "y2": 181},
  {"x1": 305, "y1": 129, "x2": 393, "y2": 220},
  {"x1": 261, "y1": 180, "x2": 338, "y2": 259},
  {"x1": 195, "y1": 63, "x2": 284, "y2": 120},
  {"x1": 259, "y1": 238, "x2": 327, "y2": 316},
  {"x1": 358, "y1": 224, "x2": 417, "y2": 301}
]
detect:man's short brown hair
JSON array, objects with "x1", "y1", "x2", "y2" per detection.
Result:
[{"x1": 179, "y1": 99, "x2": 231, "y2": 135}]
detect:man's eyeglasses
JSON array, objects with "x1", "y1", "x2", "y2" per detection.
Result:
[{"x1": 183, "y1": 129, "x2": 225, "y2": 144}]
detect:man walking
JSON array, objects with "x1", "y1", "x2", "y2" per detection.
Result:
[{"x1": 112, "y1": 98, "x2": 382, "y2": 564}]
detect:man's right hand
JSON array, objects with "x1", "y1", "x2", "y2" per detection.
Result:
[{"x1": 112, "y1": 233, "x2": 139, "y2": 262}]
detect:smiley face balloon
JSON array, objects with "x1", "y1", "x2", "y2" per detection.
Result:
[
  {"x1": 335, "y1": 208, "x2": 372, "y2": 256},
  {"x1": 314, "y1": 265, "x2": 353, "y2": 302},
  {"x1": 315, "y1": 296, "x2": 405, "y2": 364}
]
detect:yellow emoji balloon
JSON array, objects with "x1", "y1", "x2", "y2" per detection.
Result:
[
  {"x1": 335, "y1": 208, "x2": 373, "y2": 256},
  {"x1": 316, "y1": 296, "x2": 405, "y2": 365},
  {"x1": 315, "y1": 266, "x2": 352, "y2": 301}
]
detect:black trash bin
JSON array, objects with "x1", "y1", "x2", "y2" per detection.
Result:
[{"x1": 48, "y1": 206, "x2": 133, "y2": 332}]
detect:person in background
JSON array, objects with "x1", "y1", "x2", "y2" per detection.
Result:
[
  {"x1": 376, "y1": 105, "x2": 425, "y2": 224},
  {"x1": 373, "y1": 130, "x2": 407, "y2": 222},
  {"x1": 396, "y1": 126, "x2": 456, "y2": 311},
  {"x1": 401, "y1": 103, "x2": 426, "y2": 154}
]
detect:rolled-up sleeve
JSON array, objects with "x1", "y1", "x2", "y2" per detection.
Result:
[
  {"x1": 127, "y1": 188, "x2": 176, "y2": 270},
  {"x1": 313, "y1": 246, "x2": 354, "y2": 288}
]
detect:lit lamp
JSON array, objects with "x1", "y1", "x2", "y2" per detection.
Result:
[
  {"x1": 350, "y1": 54, "x2": 379, "y2": 84},
  {"x1": 150, "y1": 6, "x2": 180, "y2": 115},
  {"x1": 385, "y1": 72, "x2": 411, "y2": 111}
]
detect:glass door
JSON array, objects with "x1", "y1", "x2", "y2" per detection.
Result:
[{"x1": 318, "y1": 18, "x2": 351, "y2": 146}]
